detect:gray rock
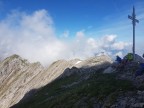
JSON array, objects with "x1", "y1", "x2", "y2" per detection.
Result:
[{"x1": 103, "y1": 67, "x2": 114, "y2": 73}]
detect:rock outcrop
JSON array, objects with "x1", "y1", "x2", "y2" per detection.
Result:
[{"x1": 0, "y1": 55, "x2": 44, "y2": 108}]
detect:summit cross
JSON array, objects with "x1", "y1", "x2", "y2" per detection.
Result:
[{"x1": 128, "y1": 6, "x2": 139, "y2": 61}]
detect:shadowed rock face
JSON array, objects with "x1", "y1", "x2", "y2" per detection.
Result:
[{"x1": 0, "y1": 54, "x2": 113, "y2": 108}]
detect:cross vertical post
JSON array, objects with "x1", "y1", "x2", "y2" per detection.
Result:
[{"x1": 128, "y1": 6, "x2": 139, "y2": 61}]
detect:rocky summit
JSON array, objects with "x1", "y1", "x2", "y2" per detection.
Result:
[{"x1": 2, "y1": 54, "x2": 144, "y2": 108}]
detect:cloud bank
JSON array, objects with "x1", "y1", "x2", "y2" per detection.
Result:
[{"x1": 0, "y1": 9, "x2": 131, "y2": 66}]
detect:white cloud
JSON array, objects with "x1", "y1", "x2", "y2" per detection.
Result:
[
  {"x1": 62, "y1": 30, "x2": 69, "y2": 38},
  {"x1": 87, "y1": 38, "x2": 97, "y2": 48},
  {"x1": 0, "y1": 9, "x2": 67, "y2": 65},
  {"x1": 69, "y1": 33, "x2": 131, "y2": 59},
  {"x1": 111, "y1": 41, "x2": 131, "y2": 50},
  {"x1": 115, "y1": 51, "x2": 123, "y2": 58},
  {"x1": 76, "y1": 30, "x2": 85, "y2": 39},
  {"x1": 103, "y1": 35, "x2": 117, "y2": 43},
  {"x1": 0, "y1": 9, "x2": 132, "y2": 66}
]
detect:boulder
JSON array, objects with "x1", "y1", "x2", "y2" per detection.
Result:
[{"x1": 103, "y1": 67, "x2": 114, "y2": 73}]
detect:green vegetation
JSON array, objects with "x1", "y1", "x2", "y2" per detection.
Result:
[{"x1": 12, "y1": 72, "x2": 135, "y2": 108}]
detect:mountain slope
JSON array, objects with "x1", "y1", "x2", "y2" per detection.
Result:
[
  {"x1": 0, "y1": 54, "x2": 113, "y2": 108},
  {"x1": 11, "y1": 70, "x2": 135, "y2": 108},
  {"x1": 11, "y1": 60, "x2": 144, "y2": 108}
]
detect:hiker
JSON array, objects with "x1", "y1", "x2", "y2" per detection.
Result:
[
  {"x1": 115, "y1": 55, "x2": 125, "y2": 71},
  {"x1": 126, "y1": 53, "x2": 133, "y2": 62},
  {"x1": 115, "y1": 55, "x2": 122, "y2": 63}
]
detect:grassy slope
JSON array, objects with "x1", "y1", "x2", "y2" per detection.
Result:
[{"x1": 12, "y1": 72, "x2": 135, "y2": 108}]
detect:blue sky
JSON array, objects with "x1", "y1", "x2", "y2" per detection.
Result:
[
  {"x1": 0, "y1": 0, "x2": 144, "y2": 65},
  {"x1": 0, "y1": 0, "x2": 142, "y2": 36}
]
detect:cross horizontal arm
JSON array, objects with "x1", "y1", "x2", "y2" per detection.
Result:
[
  {"x1": 128, "y1": 15, "x2": 139, "y2": 23},
  {"x1": 128, "y1": 15, "x2": 132, "y2": 19}
]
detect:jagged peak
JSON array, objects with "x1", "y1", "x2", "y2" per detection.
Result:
[
  {"x1": 9, "y1": 54, "x2": 20, "y2": 59},
  {"x1": 4, "y1": 54, "x2": 22, "y2": 61},
  {"x1": 1, "y1": 54, "x2": 30, "y2": 67}
]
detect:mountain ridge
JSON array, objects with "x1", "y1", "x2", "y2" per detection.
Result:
[{"x1": 0, "y1": 54, "x2": 113, "y2": 108}]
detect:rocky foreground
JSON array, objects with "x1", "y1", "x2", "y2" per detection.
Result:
[{"x1": 0, "y1": 54, "x2": 112, "y2": 108}]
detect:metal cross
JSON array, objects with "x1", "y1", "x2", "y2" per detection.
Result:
[{"x1": 128, "y1": 6, "x2": 139, "y2": 61}]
